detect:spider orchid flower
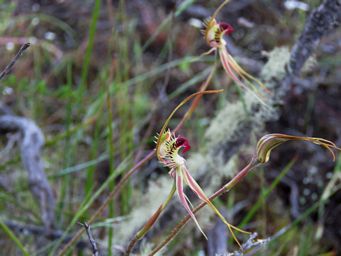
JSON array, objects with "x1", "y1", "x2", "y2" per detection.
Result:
[
  {"x1": 157, "y1": 129, "x2": 250, "y2": 247},
  {"x1": 134, "y1": 90, "x2": 223, "y2": 242},
  {"x1": 202, "y1": 0, "x2": 270, "y2": 104}
]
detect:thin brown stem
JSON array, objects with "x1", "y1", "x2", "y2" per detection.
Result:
[
  {"x1": 149, "y1": 158, "x2": 259, "y2": 256},
  {"x1": 174, "y1": 65, "x2": 216, "y2": 133},
  {"x1": 125, "y1": 236, "x2": 138, "y2": 256},
  {"x1": 0, "y1": 43, "x2": 30, "y2": 81}
]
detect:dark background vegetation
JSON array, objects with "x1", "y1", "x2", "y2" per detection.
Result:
[{"x1": 0, "y1": 0, "x2": 340, "y2": 255}]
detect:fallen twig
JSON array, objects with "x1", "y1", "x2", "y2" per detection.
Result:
[
  {"x1": 79, "y1": 222, "x2": 100, "y2": 256},
  {"x1": 0, "y1": 43, "x2": 30, "y2": 81}
]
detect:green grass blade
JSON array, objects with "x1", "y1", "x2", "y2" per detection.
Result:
[
  {"x1": 78, "y1": 0, "x2": 101, "y2": 99},
  {"x1": 240, "y1": 158, "x2": 296, "y2": 227},
  {"x1": 0, "y1": 220, "x2": 30, "y2": 256},
  {"x1": 49, "y1": 154, "x2": 132, "y2": 255}
]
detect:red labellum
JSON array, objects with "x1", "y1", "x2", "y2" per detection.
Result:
[
  {"x1": 219, "y1": 22, "x2": 234, "y2": 35},
  {"x1": 175, "y1": 136, "x2": 191, "y2": 153}
]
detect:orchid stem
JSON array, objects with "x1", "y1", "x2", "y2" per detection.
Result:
[
  {"x1": 125, "y1": 181, "x2": 176, "y2": 255},
  {"x1": 175, "y1": 64, "x2": 217, "y2": 133}
]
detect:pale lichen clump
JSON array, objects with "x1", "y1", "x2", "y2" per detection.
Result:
[
  {"x1": 205, "y1": 100, "x2": 250, "y2": 149},
  {"x1": 260, "y1": 47, "x2": 291, "y2": 82},
  {"x1": 114, "y1": 176, "x2": 173, "y2": 244}
]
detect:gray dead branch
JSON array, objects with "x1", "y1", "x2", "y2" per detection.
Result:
[
  {"x1": 0, "y1": 115, "x2": 55, "y2": 228},
  {"x1": 289, "y1": 0, "x2": 341, "y2": 76},
  {"x1": 121, "y1": 0, "x2": 341, "y2": 254},
  {"x1": 79, "y1": 222, "x2": 100, "y2": 256}
]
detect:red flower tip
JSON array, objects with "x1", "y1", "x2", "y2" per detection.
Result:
[
  {"x1": 219, "y1": 22, "x2": 234, "y2": 35},
  {"x1": 175, "y1": 136, "x2": 191, "y2": 154}
]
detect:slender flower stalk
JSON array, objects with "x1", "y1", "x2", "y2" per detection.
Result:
[
  {"x1": 125, "y1": 182, "x2": 176, "y2": 255},
  {"x1": 175, "y1": 64, "x2": 217, "y2": 131},
  {"x1": 201, "y1": 0, "x2": 270, "y2": 104}
]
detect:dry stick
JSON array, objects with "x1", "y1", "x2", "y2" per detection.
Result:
[
  {"x1": 0, "y1": 43, "x2": 30, "y2": 81},
  {"x1": 58, "y1": 66, "x2": 217, "y2": 255},
  {"x1": 0, "y1": 43, "x2": 56, "y2": 228},
  {"x1": 149, "y1": 158, "x2": 259, "y2": 256},
  {"x1": 79, "y1": 222, "x2": 100, "y2": 256}
]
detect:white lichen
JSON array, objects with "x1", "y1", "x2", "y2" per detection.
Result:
[{"x1": 260, "y1": 47, "x2": 291, "y2": 82}]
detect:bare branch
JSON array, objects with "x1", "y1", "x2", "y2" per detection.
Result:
[
  {"x1": 79, "y1": 222, "x2": 100, "y2": 256},
  {"x1": 289, "y1": 0, "x2": 341, "y2": 76},
  {"x1": 0, "y1": 43, "x2": 30, "y2": 81}
]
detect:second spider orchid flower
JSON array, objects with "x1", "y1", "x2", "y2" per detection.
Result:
[
  {"x1": 202, "y1": 0, "x2": 270, "y2": 104},
  {"x1": 157, "y1": 129, "x2": 250, "y2": 247}
]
